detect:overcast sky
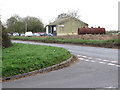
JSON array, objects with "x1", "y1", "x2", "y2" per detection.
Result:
[{"x1": 0, "y1": 0, "x2": 119, "y2": 31}]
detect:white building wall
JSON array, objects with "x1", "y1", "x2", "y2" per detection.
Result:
[{"x1": 46, "y1": 26, "x2": 49, "y2": 34}]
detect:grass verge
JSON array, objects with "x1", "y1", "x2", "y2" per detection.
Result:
[
  {"x1": 2, "y1": 43, "x2": 71, "y2": 78},
  {"x1": 11, "y1": 36, "x2": 119, "y2": 48}
]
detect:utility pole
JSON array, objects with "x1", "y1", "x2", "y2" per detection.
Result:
[{"x1": 25, "y1": 23, "x2": 27, "y2": 33}]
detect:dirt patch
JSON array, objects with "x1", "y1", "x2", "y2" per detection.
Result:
[{"x1": 56, "y1": 34, "x2": 118, "y2": 40}]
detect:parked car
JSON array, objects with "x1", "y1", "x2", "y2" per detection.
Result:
[
  {"x1": 40, "y1": 33, "x2": 47, "y2": 36},
  {"x1": 33, "y1": 33, "x2": 40, "y2": 36},
  {"x1": 118, "y1": 31, "x2": 120, "y2": 34},
  {"x1": 47, "y1": 33, "x2": 54, "y2": 36},
  {"x1": 7, "y1": 33, "x2": 12, "y2": 36},
  {"x1": 25, "y1": 32, "x2": 33, "y2": 37},
  {"x1": 13, "y1": 33, "x2": 19, "y2": 36},
  {"x1": 20, "y1": 34, "x2": 25, "y2": 36}
]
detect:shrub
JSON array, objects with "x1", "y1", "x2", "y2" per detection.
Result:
[{"x1": 2, "y1": 25, "x2": 13, "y2": 48}]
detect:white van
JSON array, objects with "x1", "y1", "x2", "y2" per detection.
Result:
[{"x1": 25, "y1": 32, "x2": 33, "y2": 37}]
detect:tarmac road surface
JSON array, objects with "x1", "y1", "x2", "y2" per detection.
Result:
[{"x1": 2, "y1": 40, "x2": 119, "y2": 88}]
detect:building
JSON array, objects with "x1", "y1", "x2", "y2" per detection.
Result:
[{"x1": 46, "y1": 15, "x2": 88, "y2": 36}]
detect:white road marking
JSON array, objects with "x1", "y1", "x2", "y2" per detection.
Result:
[
  {"x1": 115, "y1": 65, "x2": 120, "y2": 67},
  {"x1": 104, "y1": 86, "x2": 116, "y2": 88},
  {"x1": 84, "y1": 60, "x2": 90, "y2": 62},
  {"x1": 78, "y1": 58, "x2": 84, "y2": 60},
  {"x1": 77, "y1": 55, "x2": 82, "y2": 57},
  {"x1": 77, "y1": 55, "x2": 118, "y2": 67},
  {"x1": 102, "y1": 60, "x2": 109, "y2": 62},
  {"x1": 81, "y1": 56, "x2": 87, "y2": 58},
  {"x1": 99, "y1": 62, "x2": 106, "y2": 64},
  {"x1": 107, "y1": 63, "x2": 116, "y2": 66},
  {"x1": 87, "y1": 57, "x2": 93, "y2": 59},
  {"x1": 110, "y1": 61, "x2": 118, "y2": 63}
]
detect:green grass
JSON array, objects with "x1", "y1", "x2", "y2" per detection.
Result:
[
  {"x1": 11, "y1": 36, "x2": 119, "y2": 48},
  {"x1": 2, "y1": 43, "x2": 71, "y2": 77}
]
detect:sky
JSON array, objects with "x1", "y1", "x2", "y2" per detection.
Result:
[{"x1": 0, "y1": 0, "x2": 119, "y2": 31}]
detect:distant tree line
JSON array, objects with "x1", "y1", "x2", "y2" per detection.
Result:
[{"x1": 6, "y1": 15, "x2": 45, "y2": 33}]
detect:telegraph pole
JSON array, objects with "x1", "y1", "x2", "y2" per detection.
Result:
[{"x1": 25, "y1": 22, "x2": 27, "y2": 32}]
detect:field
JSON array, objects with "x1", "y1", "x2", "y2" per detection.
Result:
[
  {"x1": 11, "y1": 34, "x2": 119, "y2": 48},
  {"x1": 2, "y1": 43, "x2": 71, "y2": 77}
]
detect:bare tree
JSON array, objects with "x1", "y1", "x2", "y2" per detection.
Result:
[
  {"x1": 56, "y1": 10, "x2": 80, "y2": 20},
  {"x1": 67, "y1": 10, "x2": 80, "y2": 19}
]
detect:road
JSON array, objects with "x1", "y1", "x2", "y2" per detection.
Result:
[{"x1": 2, "y1": 40, "x2": 119, "y2": 88}]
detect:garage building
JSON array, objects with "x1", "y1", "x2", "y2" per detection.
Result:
[{"x1": 46, "y1": 14, "x2": 88, "y2": 36}]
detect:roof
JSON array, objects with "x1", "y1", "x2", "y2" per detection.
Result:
[{"x1": 48, "y1": 17, "x2": 88, "y2": 26}]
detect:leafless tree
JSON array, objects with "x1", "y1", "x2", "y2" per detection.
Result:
[
  {"x1": 68, "y1": 10, "x2": 80, "y2": 19},
  {"x1": 57, "y1": 10, "x2": 80, "y2": 19}
]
